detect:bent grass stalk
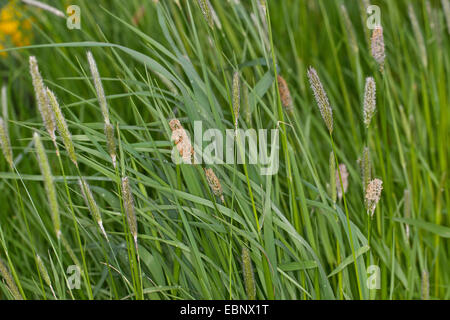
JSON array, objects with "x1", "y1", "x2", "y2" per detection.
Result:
[{"x1": 307, "y1": 66, "x2": 363, "y2": 299}]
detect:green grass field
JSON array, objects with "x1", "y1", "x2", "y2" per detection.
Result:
[{"x1": 0, "y1": 0, "x2": 448, "y2": 300}]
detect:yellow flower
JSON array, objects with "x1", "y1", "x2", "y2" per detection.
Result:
[{"x1": 0, "y1": 0, "x2": 34, "y2": 56}]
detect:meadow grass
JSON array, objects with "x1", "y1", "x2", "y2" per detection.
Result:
[{"x1": 0, "y1": 0, "x2": 448, "y2": 300}]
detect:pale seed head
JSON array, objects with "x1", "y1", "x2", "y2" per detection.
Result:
[
  {"x1": 277, "y1": 75, "x2": 293, "y2": 114},
  {"x1": 336, "y1": 163, "x2": 349, "y2": 201},
  {"x1": 79, "y1": 178, "x2": 107, "y2": 239},
  {"x1": 46, "y1": 88, "x2": 77, "y2": 166},
  {"x1": 33, "y1": 132, "x2": 61, "y2": 238},
  {"x1": 121, "y1": 177, "x2": 138, "y2": 245},
  {"x1": 87, "y1": 51, "x2": 110, "y2": 125},
  {"x1": 408, "y1": 4, "x2": 427, "y2": 68},
  {"x1": 241, "y1": 247, "x2": 256, "y2": 300},
  {"x1": 204, "y1": 167, "x2": 224, "y2": 203},
  {"x1": 329, "y1": 152, "x2": 336, "y2": 203},
  {"x1": 365, "y1": 178, "x2": 383, "y2": 217},
  {"x1": 371, "y1": 27, "x2": 385, "y2": 71},
  {"x1": 363, "y1": 77, "x2": 376, "y2": 128},
  {"x1": 0, "y1": 117, "x2": 13, "y2": 169},
  {"x1": 421, "y1": 270, "x2": 429, "y2": 300},
  {"x1": 29, "y1": 56, "x2": 57, "y2": 147},
  {"x1": 104, "y1": 123, "x2": 117, "y2": 168},
  {"x1": 197, "y1": 0, "x2": 214, "y2": 28},
  {"x1": 36, "y1": 254, "x2": 52, "y2": 288},
  {"x1": 232, "y1": 71, "x2": 240, "y2": 130},
  {"x1": 169, "y1": 119, "x2": 194, "y2": 164},
  {"x1": 307, "y1": 66, "x2": 333, "y2": 133},
  {"x1": 0, "y1": 258, "x2": 23, "y2": 300}
]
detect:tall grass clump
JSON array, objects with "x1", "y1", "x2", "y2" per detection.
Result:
[{"x1": 0, "y1": 0, "x2": 447, "y2": 301}]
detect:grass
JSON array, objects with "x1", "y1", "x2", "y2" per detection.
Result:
[{"x1": 0, "y1": 0, "x2": 448, "y2": 300}]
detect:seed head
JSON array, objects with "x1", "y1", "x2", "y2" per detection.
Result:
[
  {"x1": 242, "y1": 85, "x2": 251, "y2": 123},
  {"x1": 46, "y1": 88, "x2": 77, "y2": 166},
  {"x1": 307, "y1": 66, "x2": 333, "y2": 133},
  {"x1": 363, "y1": 77, "x2": 376, "y2": 128},
  {"x1": 336, "y1": 163, "x2": 349, "y2": 201},
  {"x1": 36, "y1": 254, "x2": 52, "y2": 288},
  {"x1": 170, "y1": 119, "x2": 194, "y2": 164},
  {"x1": 443, "y1": 0, "x2": 450, "y2": 35},
  {"x1": 79, "y1": 178, "x2": 107, "y2": 239},
  {"x1": 22, "y1": 0, "x2": 65, "y2": 17},
  {"x1": 121, "y1": 177, "x2": 138, "y2": 246},
  {"x1": 204, "y1": 167, "x2": 224, "y2": 203},
  {"x1": 1, "y1": 84, "x2": 7, "y2": 127},
  {"x1": 329, "y1": 152, "x2": 336, "y2": 203},
  {"x1": 408, "y1": 4, "x2": 427, "y2": 68},
  {"x1": 0, "y1": 117, "x2": 13, "y2": 169},
  {"x1": 277, "y1": 75, "x2": 293, "y2": 114},
  {"x1": 104, "y1": 123, "x2": 117, "y2": 168},
  {"x1": 87, "y1": 51, "x2": 110, "y2": 125},
  {"x1": 365, "y1": 178, "x2": 383, "y2": 217},
  {"x1": 340, "y1": 5, "x2": 359, "y2": 54},
  {"x1": 34, "y1": 132, "x2": 61, "y2": 238},
  {"x1": 29, "y1": 56, "x2": 57, "y2": 149},
  {"x1": 232, "y1": 71, "x2": 240, "y2": 131},
  {"x1": 404, "y1": 189, "x2": 411, "y2": 239},
  {"x1": 0, "y1": 258, "x2": 23, "y2": 300},
  {"x1": 371, "y1": 27, "x2": 385, "y2": 71},
  {"x1": 421, "y1": 270, "x2": 429, "y2": 300},
  {"x1": 197, "y1": 0, "x2": 213, "y2": 28},
  {"x1": 241, "y1": 247, "x2": 256, "y2": 300},
  {"x1": 358, "y1": 147, "x2": 372, "y2": 197}
]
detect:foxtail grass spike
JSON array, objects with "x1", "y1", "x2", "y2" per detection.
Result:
[
  {"x1": 371, "y1": 26, "x2": 385, "y2": 72},
  {"x1": 170, "y1": 119, "x2": 194, "y2": 164},
  {"x1": 29, "y1": 56, "x2": 57, "y2": 152},
  {"x1": 340, "y1": 4, "x2": 359, "y2": 54},
  {"x1": 365, "y1": 178, "x2": 383, "y2": 218},
  {"x1": 207, "y1": 0, "x2": 221, "y2": 29},
  {"x1": 363, "y1": 77, "x2": 376, "y2": 128},
  {"x1": 232, "y1": 71, "x2": 240, "y2": 132},
  {"x1": 36, "y1": 254, "x2": 56, "y2": 298},
  {"x1": 60, "y1": 235, "x2": 81, "y2": 267},
  {"x1": 404, "y1": 189, "x2": 411, "y2": 240},
  {"x1": 277, "y1": 75, "x2": 293, "y2": 114},
  {"x1": 46, "y1": 88, "x2": 77, "y2": 166},
  {"x1": 204, "y1": 168, "x2": 224, "y2": 203},
  {"x1": 22, "y1": 0, "x2": 65, "y2": 17},
  {"x1": 122, "y1": 177, "x2": 138, "y2": 249},
  {"x1": 79, "y1": 178, "x2": 108, "y2": 240},
  {"x1": 197, "y1": 0, "x2": 213, "y2": 28},
  {"x1": 87, "y1": 51, "x2": 110, "y2": 125},
  {"x1": 0, "y1": 117, "x2": 13, "y2": 169},
  {"x1": 307, "y1": 66, "x2": 333, "y2": 133},
  {"x1": 359, "y1": 147, "x2": 372, "y2": 195},
  {"x1": 1, "y1": 84, "x2": 7, "y2": 127},
  {"x1": 242, "y1": 85, "x2": 251, "y2": 123},
  {"x1": 443, "y1": 0, "x2": 450, "y2": 34},
  {"x1": 329, "y1": 152, "x2": 336, "y2": 204},
  {"x1": 104, "y1": 123, "x2": 117, "y2": 168},
  {"x1": 0, "y1": 258, "x2": 23, "y2": 300},
  {"x1": 421, "y1": 270, "x2": 429, "y2": 300},
  {"x1": 241, "y1": 247, "x2": 256, "y2": 300},
  {"x1": 336, "y1": 163, "x2": 349, "y2": 201},
  {"x1": 34, "y1": 132, "x2": 61, "y2": 238},
  {"x1": 408, "y1": 4, "x2": 427, "y2": 68}
]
